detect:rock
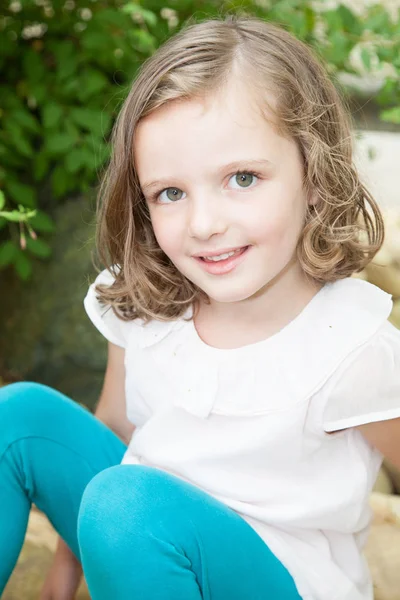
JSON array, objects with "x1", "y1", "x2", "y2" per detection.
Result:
[
  {"x1": 3, "y1": 510, "x2": 90, "y2": 599},
  {"x1": 363, "y1": 208, "x2": 400, "y2": 300},
  {"x1": 389, "y1": 299, "x2": 400, "y2": 330},
  {"x1": 383, "y1": 459, "x2": 400, "y2": 495},
  {"x1": 373, "y1": 465, "x2": 395, "y2": 495},
  {"x1": 365, "y1": 493, "x2": 400, "y2": 600},
  {"x1": 0, "y1": 195, "x2": 107, "y2": 410},
  {"x1": 354, "y1": 132, "x2": 400, "y2": 212},
  {"x1": 365, "y1": 263, "x2": 400, "y2": 299}
]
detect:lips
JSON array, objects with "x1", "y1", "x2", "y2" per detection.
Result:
[
  {"x1": 192, "y1": 246, "x2": 246, "y2": 258},
  {"x1": 201, "y1": 248, "x2": 243, "y2": 262},
  {"x1": 193, "y1": 246, "x2": 247, "y2": 259},
  {"x1": 193, "y1": 246, "x2": 250, "y2": 275}
]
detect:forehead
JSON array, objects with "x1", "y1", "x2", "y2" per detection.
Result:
[{"x1": 133, "y1": 82, "x2": 295, "y2": 176}]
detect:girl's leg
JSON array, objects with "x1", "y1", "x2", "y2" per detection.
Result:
[
  {"x1": 78, "y1": 465, "x2": 301, "y2": 600},
  {"x1": 0, "y1": 381, "x2": 126, "y2": 592}
]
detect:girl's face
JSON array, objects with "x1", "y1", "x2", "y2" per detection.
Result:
[{"x1": 134, "y1": 82, "x2": 314, "y2": 305}]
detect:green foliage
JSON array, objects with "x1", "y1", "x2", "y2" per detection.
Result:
[
  {"x1": 1, "y1": 0, "x2": 155, "y2": 277},
  {"x1": 1, "y1": 0, "x2": 400, "y2": 279}
]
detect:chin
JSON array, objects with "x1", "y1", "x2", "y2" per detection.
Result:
[{"x1": 201, "y1": 283, "x2": 263, "y2": 304}]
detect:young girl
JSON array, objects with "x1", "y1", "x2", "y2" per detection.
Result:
[{"x1": 1, "y1": 15, "x2": 400, "y2": 600}]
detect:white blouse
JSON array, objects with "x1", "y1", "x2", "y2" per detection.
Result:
[{"x1": 84, "y1": 270, "x2": 400, "y2": 600}]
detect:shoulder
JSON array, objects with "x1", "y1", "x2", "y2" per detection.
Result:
[
  {"x1": 320, "y1": 319, "x2": 400, "y2": 432},
  {"x1": 83, "y1": 268, "x2": 142, "y2": 348},
  {"x1": 314, "y1": 276, "x2": 397, "y2": 388},
  {"x1": 280, "y1": 277, "x2": 393, "y2": 398},
  {"x1": 84, "y1": 268, "x2": 189, "y2": 350},
  {"x1": 314, "y1": 276, "x2": 393, "y2": 325}
]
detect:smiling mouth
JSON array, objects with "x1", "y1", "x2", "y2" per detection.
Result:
[
  {"x1": 193, "y1": 245, "x2": 250, "y2": 275},
  {"x1": 198, "y1": 247, "x2": 249, "y2": 262}
]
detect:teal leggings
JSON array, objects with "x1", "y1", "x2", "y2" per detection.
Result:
[{"x1": 0, "y1": 382, "x2": 301, "y2": 599}]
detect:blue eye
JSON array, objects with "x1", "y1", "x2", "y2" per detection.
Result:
[
  {"x1": 152, "y1": 170, "x2": 261, "y2": 204},
  {"x1": 229, "y1": 171, "x2": 259, "y2": 189},
  {"x1": 158, "y1": 188, "x2": 186, "y2": 204}
]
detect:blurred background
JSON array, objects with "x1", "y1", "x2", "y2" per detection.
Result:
[{"x1": 1, "y1": 1, "x2": 400, "y2": 598}]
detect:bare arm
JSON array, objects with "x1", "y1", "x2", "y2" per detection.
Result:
[
  {"x1": 94, "y1": 341, "x2": 135, "y2": 444},
  {"x1": 357, "y1": 417, "x2": 400, "y2": 470}
]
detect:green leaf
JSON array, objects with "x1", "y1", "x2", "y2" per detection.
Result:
[
  {"x1": 360, "y1": 48, "x2": 371, "y2": 71},
  {"x1": 0, "y1": 190, "x2": 5, "y2": 211},
  {"x1": 364, "y1": 7, "x2": 391, "y2": 33},
  {"x1": 130, "y1": 29, "x2": 157, "y2": 54},
  {"x1": 337, "y1": 4, "x2": 361, "y2": 34},
  {"x1": 0, "y1": 240, "x2": 18, "y2": 268},
  {"x1": 93, "y1": 141, "x2": 110, "y2": 168},
  {"x1": 69, "y1": 107, "x2": 111, "y2": 135},
  {"x1": 76, "y1": 71, "x2": 108, "y2": 102},
  {"x1": 82, "y1": 31, "x2": 111, "y2": 53},
  {"x1": 121, "y1": 3, "x2": 158, "y2": 27},
  {"x1": 12, "y1": 110, "x2": 41, "y2": 134},
  {"x1": 5, "y1": 122, "x2": 34, "y2": 157},
  {"x1": 380, "y1": 107, "x2": 400, "y2": 124},
  {"x1": 0, "y1": 209, "x2": 36, "y2": 222},
  {"x1": 65, "y1": 147, "x2": 91, "y2": 174},
  {"x1": 26, "y1": 237, "x2": 52, "y2": 259},
  {"x1": 28, "y1": 210, "x2": 55, "y2": 234},
  {"x1": 6, "y1": 181, "x2": 37, "y2": 208},
  {"x1": 0, "y1": 217, "x2": 7, "y2": 231},
  {"x1": 50, "y1": 40, "x2": 75, "y2": 63},
  {"x1": 45, "y1": 133, "x2": 77, "y2": 156},
  {"x1": 51, "y1": 164, "x2": 70, "y2": 198},
  {"x1": 95, "y1": 7, "x2": 131, "y2": 28},
  {"x1": 15, "y1": 251, "x2": 32, "y2": 280},
  {"x1": 29, "y1": 82, "x2": 47, "y2": 104},
  {"x1": 284, "y1": 12, "x2": 308, "y2": 39},
  {"x1": 42, "y1": 104, "x2": 64, "y2": 129},
  {"x1": 323, "y1": 9, "x2": 342, "y2": 31},
  {"x1": 33, "y1": 152, "x2": 49, "y2": 182},
  {"x1": 23, "y1": 49, "x2": 46, "y2": 82},
  {"x1": 376, "y1": 78, "x2": 399, "y2": 106},
  {"x1": 55, "y1": 56, "x2": 77, "y2": 82},
  {"x1": 50, "y1": 42, "x2": 79, "y2": 82},
  {"x1": 60, "y1": 78, "x2": 79, "y2": 99}
]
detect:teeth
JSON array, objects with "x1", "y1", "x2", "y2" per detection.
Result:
[{"x1": 203, "y1": 249, "x2": 240, "y2": 262}]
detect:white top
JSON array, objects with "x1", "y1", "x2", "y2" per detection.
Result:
[{"x1": 84, "y1": 270, "x2": 400, "y2": 600}]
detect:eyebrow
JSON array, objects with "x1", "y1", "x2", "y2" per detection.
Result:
[{"x1": 140, "y1": 158, "x2": 274, "y2": 193}]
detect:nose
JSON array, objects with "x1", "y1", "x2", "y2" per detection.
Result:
[{"x1": 187, "y1": 194, "x2": 228, "y2": 241}]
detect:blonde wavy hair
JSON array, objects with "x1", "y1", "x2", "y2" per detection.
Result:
[{"x1": 95, "y1": 14, "x2": 384, "y2": 322}]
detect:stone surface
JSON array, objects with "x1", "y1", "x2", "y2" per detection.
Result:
[
  {"x1": 373, "y1": 464, "x2": 395, "y2": 495},
  {"x1": 365, "y1": 493, "x2": 400, "y2": 600},
  {"x1": 0, "y1": 195, "x2": 106, "y2": 410},
  {"x1": 355, "y1": 131, "x2": 400, "y2": 212},
  {"x1": 383, "y1": 460, "x2": 400, "y2": 495},
  {"x1": 3, "y1": 511, "x2": 90, "y2": 599}
]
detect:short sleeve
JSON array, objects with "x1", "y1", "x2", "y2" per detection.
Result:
[
  {"x1": 322, "y1": 321, "x2": 400, "y2": 432},
  {"x1": 83, "y1": 269, "x2": 129, "y2": 348}
]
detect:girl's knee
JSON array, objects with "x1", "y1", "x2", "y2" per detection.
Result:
[
  {"x1": 0, "y1": 381, "x2": 54, "y2": 406},
  {"x1": 0, "y1": 381, "x2": 71, "y2": 432},
  {"x1": 78, "y1": 465, "x2": 176, "y2": 543},
  {"x1": 0, "y1": 381, "x2": 46, "y2": 414}
]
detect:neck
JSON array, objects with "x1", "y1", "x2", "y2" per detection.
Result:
[{"x1": 195, "y1": 260, "x2": 323, "y2": 349}]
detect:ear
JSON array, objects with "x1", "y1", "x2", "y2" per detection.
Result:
[{"x1": 307, "y1": 187, "x2": 319, "y2": 207}]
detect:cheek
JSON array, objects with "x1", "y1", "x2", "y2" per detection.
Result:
[
  {"x1": 249, "y1": 195, "x2": 305, "y2": 249},
  {"x1": 149, "y1": 212, "x2": 182, "y2": 256}
]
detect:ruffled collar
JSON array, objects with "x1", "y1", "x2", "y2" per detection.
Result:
[{"x1": 133, "y1": 278, "x2": 393, "y2": 418}]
